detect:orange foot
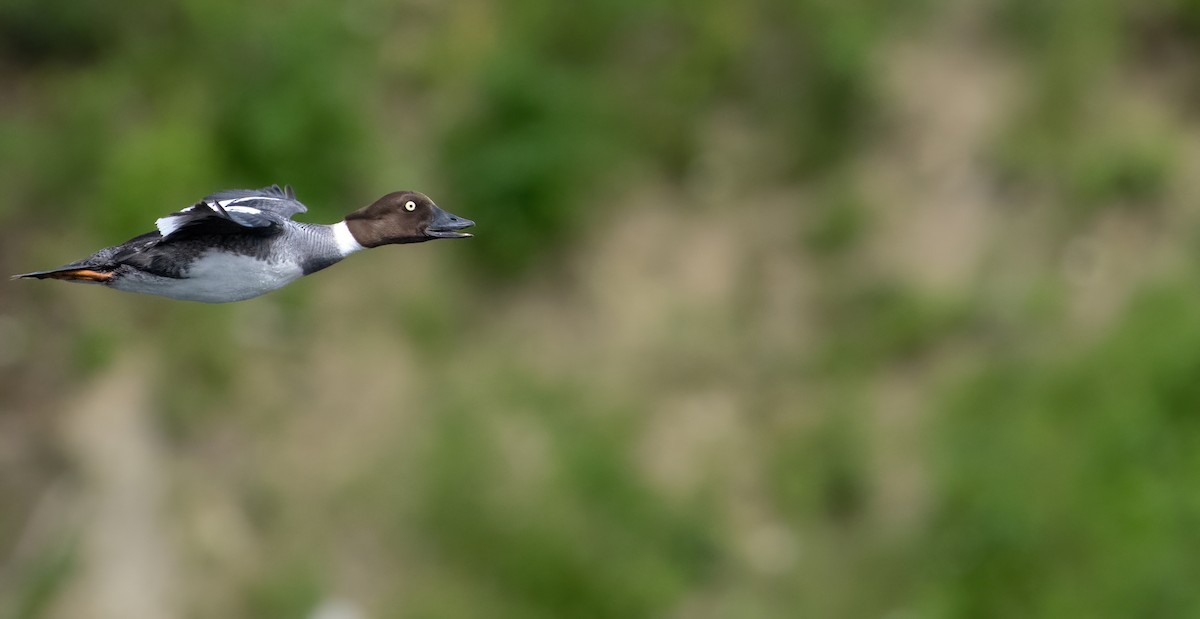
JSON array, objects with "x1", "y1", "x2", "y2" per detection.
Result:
[{"x1": 45, "y1": 269, "x2": 114, "y2": 282}]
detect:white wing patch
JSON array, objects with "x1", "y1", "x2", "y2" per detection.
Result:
[
  {"x1": 224, "y1": 205, "x2": 265, "y2": 215},
  {"x1": 155, "y1": 201, "x2": 269, "y2": 237},
  {"x1": 155, "y1": 211, "x2": 201, "y2": 237},
  {"x1": 215, "y1": 196, "x2": 284, "y2": 208}
]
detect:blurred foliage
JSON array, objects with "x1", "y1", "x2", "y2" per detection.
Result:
[
  {"x1": 929, "y1": 287, "x2": 1200, "y2": 617},
  {"x1": 3, "y1": 0, "x2": 1200, "y2": 618},
  {"x1": 402, "y1": 378, "x2": 717, "y2": 619},
  {"x1": 439, "y1": 0, "x2": 913, "y2": 277},
  {"x1": 3, "y1": 539, "x2": 75, "y2": 619},
  {"x1": 244, "y1": 561, "x2": 323, "y2": 619}
]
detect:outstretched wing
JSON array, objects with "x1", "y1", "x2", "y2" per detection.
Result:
[
  {"x1": 155, "y1": 185, "x2": 306, "y2": 240},
  {"x1": 155, "y1": 199, "x2": 285, "y2": 240},
  {"x1": 201, "y1": 184, "x2": 308, "y2": 219}
]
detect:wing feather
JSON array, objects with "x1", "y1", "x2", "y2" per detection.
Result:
[
  {"x1": 202, "y1": 184, "x2": 308, "y2": 218},
  {"x1": 154, "y1": 184, "x2": 307, "y2": 239},
  {"x1": 155, "y1": 200, "x2": 284, "y2": 240}
]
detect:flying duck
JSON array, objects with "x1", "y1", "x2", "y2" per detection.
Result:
[{"x1": 12, "y1": 185, "x2": 474, "y2": 303}]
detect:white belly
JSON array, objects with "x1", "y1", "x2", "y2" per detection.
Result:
[{"x1": 116, "y1": 252, "x2": 305, "y2": 303}]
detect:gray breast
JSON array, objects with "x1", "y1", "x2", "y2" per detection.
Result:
[{"x1": 284, "y1": 223, "x2": 344, "y2": 275}]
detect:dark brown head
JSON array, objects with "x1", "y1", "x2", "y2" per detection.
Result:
[{"x1": 344, "y1": 191, "x2": 474, "y2": 248}]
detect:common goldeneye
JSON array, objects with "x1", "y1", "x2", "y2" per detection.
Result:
[{"x1": 12, "y1": 185, "x2": 474, "y2": 303}]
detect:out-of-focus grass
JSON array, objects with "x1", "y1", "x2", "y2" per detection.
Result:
[
  {"x1": 402, "y1": 379, "x2": 719, "y2": 619},
  {"x1": 3, "y1": 538, "x2": 76, "y2": 619},
  {"x1": 928, "y1": 286, "x2": 1200, "y2": 618}
]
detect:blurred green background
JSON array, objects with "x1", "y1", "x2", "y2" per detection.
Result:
[{"x1": 3, "y1": 0, "x2": 1200, "y2": 617}]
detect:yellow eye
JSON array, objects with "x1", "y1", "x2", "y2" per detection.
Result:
[{"x1": 404, "y1": 200, "x2": 417, "y2": 212}]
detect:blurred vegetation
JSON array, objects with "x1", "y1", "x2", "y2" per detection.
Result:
[{"x1": 3, "y1": 0, "x2": 1200, "y2": 618}]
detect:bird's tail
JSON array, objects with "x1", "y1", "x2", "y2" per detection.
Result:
[{"x1": 11, "y1": 266, "x2": 114, "y2": 282}]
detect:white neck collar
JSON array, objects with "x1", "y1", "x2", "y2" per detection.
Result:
[{"x1": 332, "y1": 221, "x2": 365, "y2": 257}]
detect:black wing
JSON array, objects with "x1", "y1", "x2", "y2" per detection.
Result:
[
  {"x1": 201, "y1": 184, "x2": 308, "y2": 219},
  {"x1": 155, "y1": 199, "x2": 287, "y2": 241},
  {"x1": 154, "y1": 185, "x2": 306, "y2": 240}
]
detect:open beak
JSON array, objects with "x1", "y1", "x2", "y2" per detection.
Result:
[{"x1": 426, "y1": 206, "x2": 475, "y2": 239}]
